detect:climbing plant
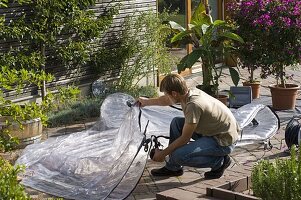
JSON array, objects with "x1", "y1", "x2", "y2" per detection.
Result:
[
  {"x1": 0, "y1": 0, "x2": 116, "y2": 147},
  {"x1": 0, "y1": 1, "x2": 116, "y2": 198},
  {"x1": 91, "y1": 11, "x2": 178, "y2": 95},
  {"x1": 118, "y1": 11, "x2": 178, "y2": 93},
  {"x1": 0, "y1": 0, "x2": 117, "y2": 97}
]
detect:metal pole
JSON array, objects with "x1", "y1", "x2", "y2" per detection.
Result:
[
  {"x1": 185, "y1": 0, "x2": 192, "y2": 55},
  {"x1": 41, "y1": 44, "x2": 47, "y2": 99},
  {"x1": 201, "y1": 0, "x2": 210, "y2": 86},
  {"x1": 184, "y1": 0, "x2": 192, "y2": 75},
  {"x1": 204, "y1": 0, "x2": 210, "y2": 14}
]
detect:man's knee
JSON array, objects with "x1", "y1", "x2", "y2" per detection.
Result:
[
  {"x1": 170, "y1": 149, "x2": 186, "y2": 165},
  {"x1": 171, "y1": 117, "x2": 181, "y2": 124}
]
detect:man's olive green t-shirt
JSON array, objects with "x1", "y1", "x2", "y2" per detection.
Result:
[{"x1": 181, "y1": 89, "x2": 239, "y2": 146}]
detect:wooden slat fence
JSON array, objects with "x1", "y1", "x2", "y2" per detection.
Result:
[{"x1": 0, "y1": 0, "x2": 156, "y2": 102}]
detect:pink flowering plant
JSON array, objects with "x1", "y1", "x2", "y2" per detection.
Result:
[{"x1": 228, "y1": 0, "x2": 301, "y2": 86}]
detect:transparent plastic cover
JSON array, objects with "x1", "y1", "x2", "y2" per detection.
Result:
[{"x1": 16, "y1": 93, "x2": 279, "y2": 199}]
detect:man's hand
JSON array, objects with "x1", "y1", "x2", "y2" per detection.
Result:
[
  {"x1": 160, "y1": 123, "x2": 196, "y2": 158},
  {"x1": 137, "y1": 97, "x2": 149, "y2": 107},
  {"x1": 151, "y1": 149, "x2": 165, "y2": 162}
]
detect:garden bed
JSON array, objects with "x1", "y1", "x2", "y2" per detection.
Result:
[{"x1": 206, "y1": 176, "x2": 259, "y2": 200}]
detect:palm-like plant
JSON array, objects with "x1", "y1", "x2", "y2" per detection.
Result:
[{"x1": 168, "y1": 3, "x2": 244, "y2": 96}]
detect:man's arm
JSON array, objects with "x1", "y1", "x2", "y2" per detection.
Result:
[
  {"x1": 138, "y1": 95, "x2": 172, "y2": 107},
  {"x1": 152, "y1": 122, "x2": 197, "y2": 162}
]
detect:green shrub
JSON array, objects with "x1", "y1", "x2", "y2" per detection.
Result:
[
  {"x1": 0, "y1": 130, "x2": 19, "y2": 152},
  {"x1": 92, "y1": 11, "x2": 178, "y2": 93},
  {"x1": 47, "y1": 97, "x2": 103, "y2": 127},
  {"x1": 120, "y1": 85, "x2": 159, "y2": 99},
  {"x1": 252, "y1": 145, "x2": 301, "y2": 200},
  {"x1": 47, "y1": 85, "x2": 158, "y2": 128},
  {"x1": 0, "y1": 157, "x2": 30, "y2": 199}
]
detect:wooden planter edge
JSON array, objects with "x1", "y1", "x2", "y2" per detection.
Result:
[{"x1": 206, "y1": 176, "x2": 260, "y2": 200}]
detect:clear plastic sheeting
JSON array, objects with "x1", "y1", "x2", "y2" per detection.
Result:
[
  {"x1": 16, "y1": 93, "x2": 279, "y2": 200},
  {"x1": 16, "y1": 93, "x2": 148, "y2": 200},
  {"x1": 232, "y1": 103, "x2": 280, "y2": 146}
]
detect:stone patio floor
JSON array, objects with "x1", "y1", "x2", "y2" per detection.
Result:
[
  {"x1": 5, "y1": 67, "x2": 301, "y2": 200},
  {"x1": 127, "y1": 68, "x2": 301, "y2": 200}
]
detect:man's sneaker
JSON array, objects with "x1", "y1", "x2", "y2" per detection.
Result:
[
  {"x1": 204, "y1": 155, "x2": 231, "y2": 179},
  {"x1": 151, "y1": 167, "x2": 183, "y2": 177}
]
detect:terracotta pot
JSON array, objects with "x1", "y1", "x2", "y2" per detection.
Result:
[
  {"x1": 269, "y1": 84, "x2": 300, "y2": 110},
  {"x1": 242, "y1": 81, "x2": 261, "y2": 99},
  {"x1": 0, "y1": 117, "x2": 42, "y2": 148}
]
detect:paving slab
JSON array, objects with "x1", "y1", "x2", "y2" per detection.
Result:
[{"x1": 129, "y1": 67, "x2": 301, "y2": 200}]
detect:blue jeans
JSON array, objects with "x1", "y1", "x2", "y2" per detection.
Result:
[{"x1": 165, "y1": 117, "x2": 235, "y2": 171}]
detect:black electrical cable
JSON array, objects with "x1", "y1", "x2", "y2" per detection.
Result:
[{"x1": 285, "y1": 117, "x2": 301, "y2": 149}]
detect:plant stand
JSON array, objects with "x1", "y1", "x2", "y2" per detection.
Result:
[
  {"x1": 206, "y1": 176, "x2": 259, "y2": 200},
  {"x1": 269, "y1": 84, "x2": 300, "y2": 110}
]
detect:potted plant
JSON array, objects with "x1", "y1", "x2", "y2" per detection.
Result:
[
  {"x1": 228, "y1": 0, "x2": 301, "y2": 109},
  {"x1": 227, "y1": 2, "x2": 265, "y2": 99},
  {"x1": 168, "y1": 2, "x2": 243, "y2": 101}
]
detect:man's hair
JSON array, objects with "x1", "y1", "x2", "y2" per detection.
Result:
[{"x1": 160, "y1": 73, "x2": 188, "y2": 95}]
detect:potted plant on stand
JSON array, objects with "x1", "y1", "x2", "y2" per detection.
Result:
[
  {"x1": 241, "y1": 64, "x2": 262, "y2": 100},
  {"x1": 168, "y1": 2, "x2": 243, "y2": 103},
  {"x1": 227, "y1": 2, "x2": 264, "y2": 99},
  {"x1": 228, "y1": 0, "x2": 300, "y2": 109}
]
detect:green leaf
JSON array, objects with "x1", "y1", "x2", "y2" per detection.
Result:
[
  {"x1": 220, "y1": 32, "x2": 244, "y2": 43},
  {"x1": 213, "y1": 20, "x2": 226, "y2": 26},
  {"x1": 191, "y1": 3, "x2": 206, "y2": 22},
  {"x1": 177, "y1": 49, "x2": 203, "y2": 72},
  {"x1": 229, "y1": 67, "x2": 240, "y2": 86},
  {"x1": 188, "y1": 24, "x2": 204, "y2": 37},
  {"x1": 171, "y1": 30, "x2": 193, "y2": 43},
  {"x1": 201, "y1": 24, "x2": 210, "y2": 35},
  {"x1": 191, "y1": 3, "x2": 212, "y2": 26},
  {"x1": 168, "y1": 21, "x2": 185, "y2": 32},
  {"x1": 0, "y1": 0, "x2": 7, "y2": 8}
]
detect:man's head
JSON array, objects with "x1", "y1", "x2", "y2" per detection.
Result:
[{"x1": 160, "y1": 73, "x2": 188, "y2": 95}]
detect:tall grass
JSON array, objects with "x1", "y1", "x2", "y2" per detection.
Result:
[{"x1": 47, "y1": 85, "x2": 158, "y2": 127}]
